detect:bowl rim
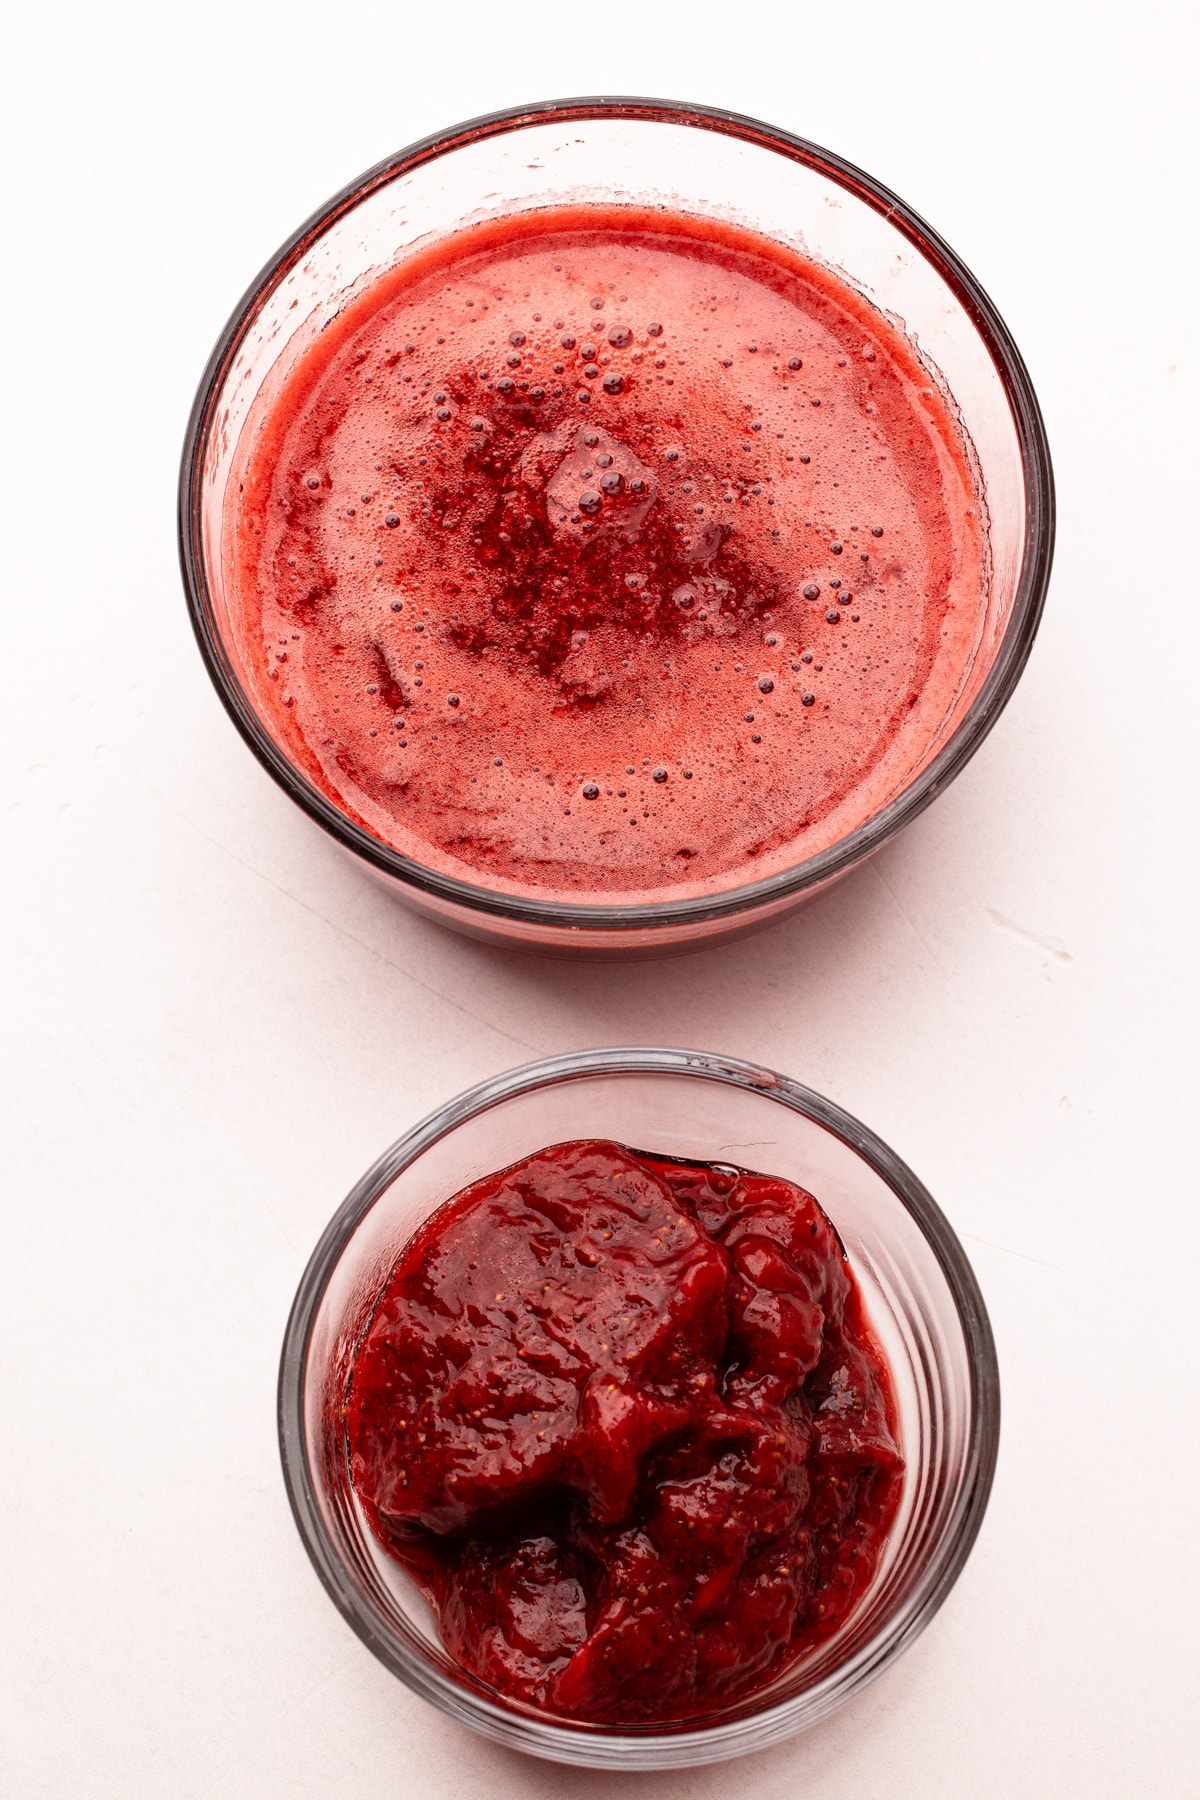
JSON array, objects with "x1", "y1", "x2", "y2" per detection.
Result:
[
  {"x1": 277, "y1": 1046, "x2": 1001, "y2": 1765},
  {"x1": 179, "y1": 94, "x2": 1054, "y2": 935}
]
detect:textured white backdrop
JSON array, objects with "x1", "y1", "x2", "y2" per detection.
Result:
[{"x1": 2, "y1": 3, "x2": 1197, "y2": 1795}]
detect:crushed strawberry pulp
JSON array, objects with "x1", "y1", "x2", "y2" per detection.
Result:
[{"x1": 346, "y1": 1141, "x2": 903, "y2": 1724}]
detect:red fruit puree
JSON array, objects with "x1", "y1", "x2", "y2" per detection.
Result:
[
  {"x1": 346, "y1": 1141, "x2": 902, "y2": 1724},
  {"x1": 228, "y1": 205, "x2": 984, "y2": 903}
]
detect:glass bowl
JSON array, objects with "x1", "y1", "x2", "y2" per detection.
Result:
[
  {"x1": 180, "y1": 96, "x2": 1053, "y2": 957},
  {"x1": 278, "y1": 1048, "x2": 999, "y2": 1768}
]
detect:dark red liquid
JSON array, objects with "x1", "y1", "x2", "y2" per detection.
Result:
[
  {"x1": 346, "y1": 1141, "x2": 902, "y2": 1724},
  {"x1": 229, "y1": 206, "x2": 983, "y2": 901}
]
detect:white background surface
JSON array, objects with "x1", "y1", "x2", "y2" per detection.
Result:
[{"x1": 2, "y1": 2, "x2": 1197, "y2": 1794}]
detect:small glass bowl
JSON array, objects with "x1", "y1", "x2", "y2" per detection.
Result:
[
  {"x1": 278, "y1": 1048, "x2": 999, "y2": 1769},
  {"x1": 181, "y1": 96, "x2": 1053, "y2": 957}
]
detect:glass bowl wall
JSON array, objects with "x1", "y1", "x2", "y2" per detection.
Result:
[
  {"x1": 278, "y1": 1049, "x2": 999, "y2": 1768},
  {"x1": 181, "y1": 98, "x2": 1052, "y2": 956}
]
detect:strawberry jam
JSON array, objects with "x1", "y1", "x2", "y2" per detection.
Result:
[
  {"x1": 346, "y1": 1141, "x2": 902, "y2": 1724},
  {"x1": 228, "y1": 205, "x2": 984, "y2": 903}
]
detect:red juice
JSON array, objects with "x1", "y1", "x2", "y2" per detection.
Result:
[{"x1": 228, "y1": 206, "x2": 984, "y2": 902}]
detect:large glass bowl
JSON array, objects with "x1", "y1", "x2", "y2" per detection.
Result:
[
  {"x1": 278, "y1": 1048, "x2": 1000, "y2": 1768},
  {"x1": 180, "y1": 96, "x2": 1053, "y2": 957}
]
